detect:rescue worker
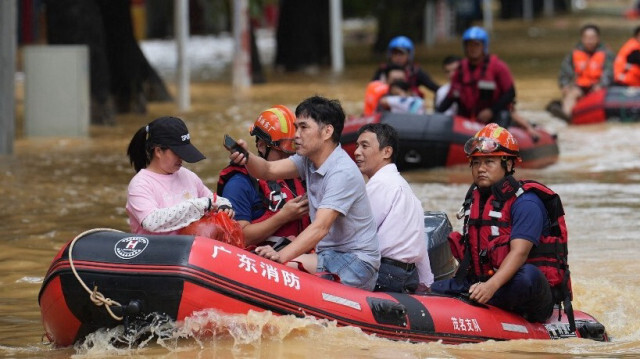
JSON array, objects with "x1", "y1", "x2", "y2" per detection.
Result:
[
  {"x1": 551, "y1": 24, "x2": 614, "y2": 121},
  {"x1": 431, "y1": 123, "x2": 572, "y2": 324},
  {"x1": 436, "y1": 27, "x2": 515, "y2": 128},
  {"x1": 217, "y1": 105, "x2": 310, "y2": 247},
  {"x1": 371, "y1": 35, "x2": 440, "y2": 98},
  {"x1": 614, "y1": 25, "x2": 640, "y2": 87}
]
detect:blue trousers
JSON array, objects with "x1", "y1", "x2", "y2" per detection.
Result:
[
  {"x1": 374, "y1": 262, "x2": 419, "y2": 293},
  {"x1": 431, "y1": 264, "x2": 554, "y2": 322}
]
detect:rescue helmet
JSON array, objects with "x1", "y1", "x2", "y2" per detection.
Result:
[
  {"x1": 387, "y1": 36, "x2": 414, "y2": 60},
  {"x1": 464, "y1": 123, "x2": 520, "y2": 161},
  {"x1": 462, "y1": 26, "x2": 489, "y2": 54},
  {"x1": 249, "y1": 105, "x2": 297, "y2": 154}
]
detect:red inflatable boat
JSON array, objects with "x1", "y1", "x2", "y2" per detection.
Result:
[
  {"x1": 340, "y1": 112, "x2": 559, "y2": 171},
  {"x1": 39, "y1": 219, "x2": 607, "y2": 347},
  {"x1": 554, "y1": 86, "x2": 640, "y2": 125}
]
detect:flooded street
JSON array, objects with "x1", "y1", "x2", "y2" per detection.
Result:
[{"x1": 3, "y1": 7, "x2": 640, "y2": 358}]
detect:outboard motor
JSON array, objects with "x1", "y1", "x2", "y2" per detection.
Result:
[{"x1": 424, "y1": 211, "x2": 458, "y2": 281}]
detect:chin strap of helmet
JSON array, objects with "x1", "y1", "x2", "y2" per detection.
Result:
[
  {"x1": 255, "y1": 136, "x2": 272, "y2": 160},
  {"x1": 500, "y1": 156, "x2": 516, "y2": 175},
  {"x1": 260, "y1": 146, "x2": 271, "y2": 160}
]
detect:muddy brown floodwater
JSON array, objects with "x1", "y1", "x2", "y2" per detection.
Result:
[{"x1": 3, "y1": 7, "x2": 640, "y2": 358}]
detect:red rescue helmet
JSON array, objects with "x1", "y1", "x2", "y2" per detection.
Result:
[
  {"x1": 249, "y1": 105, "x2": 297, "y2": 154},
  {"x1": 464, "y1": 123, "x2": 521, "y2": 161}
]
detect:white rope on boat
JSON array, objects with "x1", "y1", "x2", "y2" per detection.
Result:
[{"x1": 68, "y1": 228, "x2": 125, "y2": 321}]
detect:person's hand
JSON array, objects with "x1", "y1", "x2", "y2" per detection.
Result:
[
  {"x1": 477, "y1": 108, "x2": 493, "y2": 123},
  {"x1": 211, "y1": 195, "x2": 235, "y2": 218},
  {"x1": 255, "y1": 245, "x2": 282, "y2": 263},
  {"x1": 220, "y1": 207, "x2": 235, "y2": 219},
  {"x1": 415, "y1": 283, "x2": 431, "y2": 295},
  {"x1": 229, "y1": 139, "x2": 250, "y2": 165},
  {"x1": 468, "y1": 280, "x2": 499, "y2": 304},
  {"x1": 213, "y1": 195, "x2": 232, "y2": 209},
  {"x1": 627, "y1": 49, "x2": 640, "y2": 65},
  {"x1": 280, "y1": 195, "x2": 309, "y2": 220}
]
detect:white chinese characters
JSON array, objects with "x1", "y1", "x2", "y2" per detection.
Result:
[
  {"x1": 451, "y1": 317, "x2": 482, "y2": 332},
  {"x1": 212, "y1": 245, "x2": 300, "y2": 290}
]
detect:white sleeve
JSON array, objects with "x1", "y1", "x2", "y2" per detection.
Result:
[
  {"x1": 141, "y1": 197, "x2": 210, "y2": 233},
  {"x1": 213, "y1": 194, "x2": 232, "y2": 209},
  {"x1": 416, "y1": 252, "x2": 434, "y2": 287}
]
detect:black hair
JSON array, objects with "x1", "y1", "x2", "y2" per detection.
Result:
[
  {"x1": 126, "y1": 125, "x2": 166, "y2": 173},
  {"x1": 357, "y1": 123, "x2": 399, "y2": 163},
  {"x1": 580, "y1": 24, "x2": 600, "y2": 36},
  {"x1": 384, "y1": 63, "x2": 406, "y2": 78},
  {"x1": 442, "y1": 55, "x2": 462, "y2": 67},
  {"x1": 295, "y1": 95, "x2": 345, "y2": 143},
  {"x1": 389, "y1": 79, "x2": 410, "y2": 93},
  {"x1": 635, "y1": 25, "x2": 640, "y2": 37}
]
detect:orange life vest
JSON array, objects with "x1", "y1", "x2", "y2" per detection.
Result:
[
  {"x1": 614, "y1": 38, "x2": 640, "y2": 86},
  {"x1": 363, "y1": 80, "x2": 389, "y2": 115},
  {"x1": 572, "y1": 49, "x2": 607, "y2": 88}
]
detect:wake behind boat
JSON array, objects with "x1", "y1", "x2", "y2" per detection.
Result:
[{"x1": 38, "y1": 213, "x2": 607, "y2": 347}]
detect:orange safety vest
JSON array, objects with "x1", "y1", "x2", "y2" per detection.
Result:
[
  {"x1": 363, "y1": 80, "x2": 389, "y2": 115},
  {"x1": 572, "y1": 49, "x2": 607, "y2": 88},
  {"x1": 614, "y1": 38, "x2": 640, "y2": 86}
]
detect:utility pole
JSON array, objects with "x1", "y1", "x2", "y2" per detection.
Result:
[
  {"x1": 175, "y1": 0, "x2": 190, "y2": 111},
  {"x1": 0, "y1": 0, "x2": 16, "y2": 155},
  {"x1": 483, "y1": 0, "x2": 493, "y2": 33},
  {"x1": 329, "y1": 0, "x2": 344, "y2": 73},
  {"x1": 232, "y1": 0, "x2": 251, "y2": 90}
]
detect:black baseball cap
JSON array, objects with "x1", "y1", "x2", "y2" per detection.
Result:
[{"x1": 147, "y1": 116, "x2": 206, "y2": 163}]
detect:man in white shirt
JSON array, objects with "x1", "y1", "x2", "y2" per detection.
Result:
[
  {"x1": 354, "y1": 123, "x2": 433, "y2": 293},
  {"x1": 434, "y1": 55, "x2": 461, "y2": 117}
]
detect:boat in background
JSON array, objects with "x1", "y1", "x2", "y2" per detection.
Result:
[
  {"x1": 549, "y1": 87, "x2": 640, "y2": 125},
  {"x1": 340, "y1": 112, "x2": 559, "y2": 171}
]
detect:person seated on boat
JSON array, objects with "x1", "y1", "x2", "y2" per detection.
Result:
[
  {"x1": 228, "y1": 95, "x2": 380, "y2": 291},
  {"x1": 436, "y1": 26, "x2": 514, "y2": 127},
  {"x1": 431, "y1": 124, "x2": 558, "y2": 323},
  {"x1": 126, "y1": 116, "x2": 234, "y2": 235},
  {"x1": 550, "y1": 24, "x2": 614, "y2": 121},
  {"x1": 378, "y1": 80, "x2": 426, "y2": 115},
  {"x1": 434, "y1": 55, "x2": 461, "y2": 117},
  {"x1": 217, "y1": 105, "x2": 311, "y2": 248},
  {"x1": 435, "y1": 26, "x2": 540, "y2": 140},
  {"x1": 614, "y1": 25, "x2": 640, "y2": 87},
  {"x1": 363, "y1": 63, "x2": 412, "y2": 116},
  {"x1": 371, "y1": 35, "x2": 440, "y2": 99},
  {"x1": 354, "y1": 123, "x2": 433, "y2": 294}
]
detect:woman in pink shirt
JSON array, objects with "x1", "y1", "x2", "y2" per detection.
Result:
[{"x1": 125, "y1": 116, "x2": 233, "y2": 235}]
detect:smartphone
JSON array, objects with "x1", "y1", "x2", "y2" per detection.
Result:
[{"x1": 223, "y1": 134, "x2": 248, "y2": 157}]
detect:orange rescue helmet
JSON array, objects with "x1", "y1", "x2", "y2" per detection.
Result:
[
  {"x1": 250, "y1": 105, "x2": 297, "y2": 154},
  {"x1": 464, "y1": 123, "x2": 521, "y2": 161}
]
